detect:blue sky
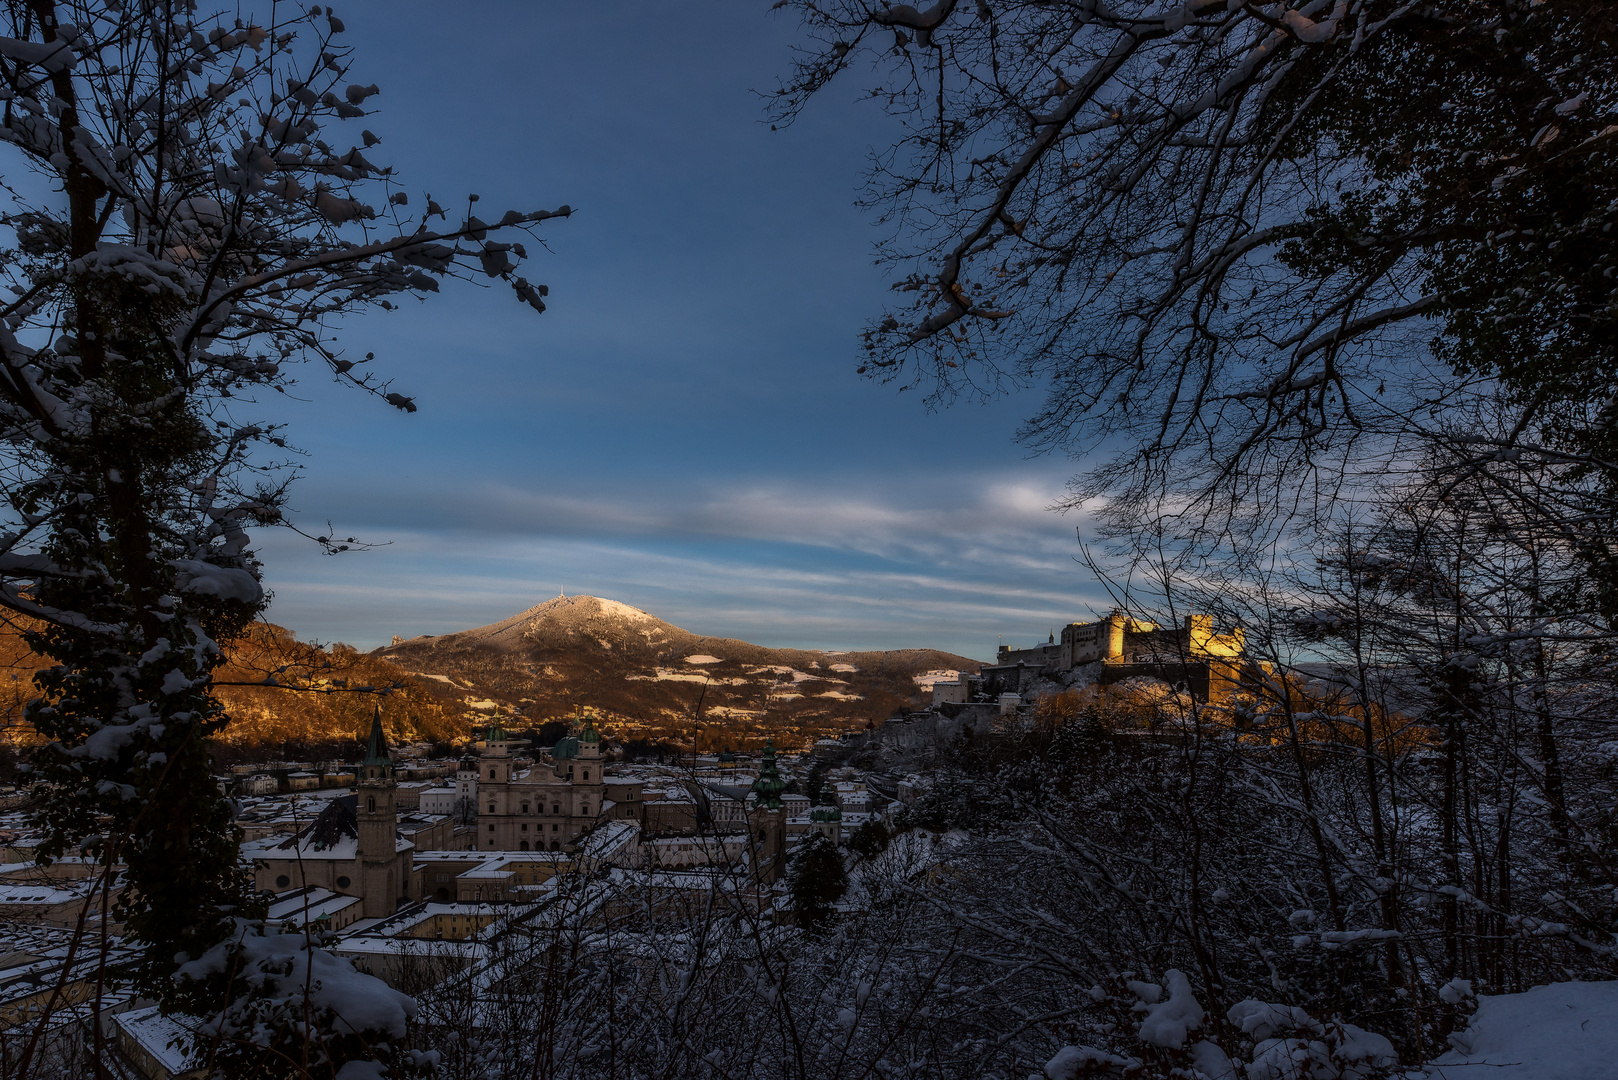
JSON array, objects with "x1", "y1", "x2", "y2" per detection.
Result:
[{"x1": 257, "y1": 1, "x2": 1112, "y2": 659}]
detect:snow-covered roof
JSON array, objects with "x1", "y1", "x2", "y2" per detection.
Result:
[
  {"x1": 115, "y1": 1006, "x2": 203, "y2": 1076},
  {"x1": 243, "y1": 799, "x2": 411, "y2": 861},
  {"x1": 266, "y1": 887, "x2": 363, "y2": 924},
  {"x1": 574, "y1": 820, "x2": 640, "y2": 866},
  {"x1": 0, "y1": 883, "x2": 83, "y2": 905}
]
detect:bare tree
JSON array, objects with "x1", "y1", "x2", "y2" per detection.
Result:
[{"x1": 772, "y1": 1, "x2": 1617, "y2": 553}]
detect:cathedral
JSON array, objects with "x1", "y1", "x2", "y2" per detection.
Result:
[{"x1": 476, "y1": 715, "x2": 607, "y2": 851}]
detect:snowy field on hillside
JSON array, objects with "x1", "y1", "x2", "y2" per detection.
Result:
[{"x1": 912, "y1": 669, "x2": 961, "y2": 688}]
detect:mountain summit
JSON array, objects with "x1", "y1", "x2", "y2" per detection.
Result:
[
  {"x1": 437, "y1": 595, "x2": 665, "y2": 652},
  {"x1": 377, "y1": 595, "x2": 980, "y2": 728}
]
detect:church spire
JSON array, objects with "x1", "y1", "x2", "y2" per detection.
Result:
[{"x1": 362, "y1": 705, "x2": 392, "y2": 781}]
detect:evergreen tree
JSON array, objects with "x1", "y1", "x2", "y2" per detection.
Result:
[
  {"x1": 0, "y1": 1, "x2": 566, "y2": 1067},
  {"x1": 787, "y1": 832, "x2": 848, "y2": 931},
  {"x1": 847, "y1": 818, "x2": 891, "y2": 859},
  {"x1": 802, "y1": 758, "x2": 829, "y2": 803}
]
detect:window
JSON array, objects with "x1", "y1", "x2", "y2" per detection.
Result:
[
  {"x1": 582, "y1": 770, "x2": 589, "y2": 781},
  {"x1": 488, "y1": 804, "x2": 495, "y2": 813},
  {"x1": 367, "y1": 797, "x2": 375, "y2": 813},
  {"x1": 521, "y1": 803, "x2": 529, "y2": 814},
  {"x1": 521, "y1": 823, "x2": 528, "y2": 831},
  {"x1": 552, "y1": 804, "x2": 559, "y2": 814},
  {"x1": 488, "y1": 824, "x2": 495, "y2": 833},
  {"x1": 581, "y1": 804, "x2": 590, "y2": 815},
  {"x1": 489, "y1": 769, "x2": 495, "y2": 780},
  {"x1": 275, "y1": 874, "x2": 290, "y2": 888},
  {"x1": 336, "y1": 875, "x2": 351, "y2": 889},
  {"x1": 552, "y1": 824, "x2": 558, "y2": 832},
  {"x1": 520, "y1": 840, "x2": 529, "y2": 851}
]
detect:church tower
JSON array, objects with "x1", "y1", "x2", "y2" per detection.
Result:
[
  {"x1": 577, "y1": 710, "x2": 601, "y2": 781},
  {"x1": 575, "y1": 711, "x2": 607, "y2": 822},
  {"x1": 478, "y1": 720, "x2": 511, "y2": 849},
  {"x1": 357, "y1": 706, "x2": 400, "y2": 918},
  {"x1": 810, "y1": 779, "x2": 842, "y2": 845},
  {"x1": 749, "y1": 738, "x2": 788, "y2": 884}
]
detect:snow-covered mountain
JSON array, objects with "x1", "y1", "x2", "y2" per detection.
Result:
[{"x1": 375, "y1": 595, "x2": 982, "y2": 727}]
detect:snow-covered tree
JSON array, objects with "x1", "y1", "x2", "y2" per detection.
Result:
[{"x1": 0, "y1": 0, "x2": 566, "y2": 1018}]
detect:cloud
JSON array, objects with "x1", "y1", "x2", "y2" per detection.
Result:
[
  {"x1": 257, "y1": 467, "x2": 1113, "y2": 656},
  {"x1": 285, "y1": 466, "x2": 1089, "y2": 558}
]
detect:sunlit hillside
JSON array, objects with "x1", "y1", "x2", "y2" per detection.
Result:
[{"x1": 0, "y1": 617, "x2": 464, "y2": 756}]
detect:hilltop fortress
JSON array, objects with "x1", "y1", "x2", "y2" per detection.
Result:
[{"x1": 935, "y1": 612, "x2": 1251, "y2": 706}]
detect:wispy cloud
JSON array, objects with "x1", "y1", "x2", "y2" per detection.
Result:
[{"x1": 259, "y1": 468, "x2": 1110, "y2": 657}]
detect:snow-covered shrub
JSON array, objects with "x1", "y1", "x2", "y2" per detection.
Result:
[{"x1": 174, "y1": 924, "x2": 424, "y2": 1079}]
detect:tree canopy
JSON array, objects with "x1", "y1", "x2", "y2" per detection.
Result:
[{"x1": 774, "y1": 1, "x2": 1618, "y2": 555}]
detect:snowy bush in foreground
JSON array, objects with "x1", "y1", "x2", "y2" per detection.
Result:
[
  {"x1": 174, "y1": 923, "x2": 425, "y2": 1079},
  {"x1": 1039, "y1": 973, "x2": 1398, "y2": 1080}
]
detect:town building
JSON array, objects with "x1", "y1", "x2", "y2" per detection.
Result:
[
  {"x1": 476, "y1": 716, "x2": 607, "y2": 851},
  {"x1": 237, "y1": 773, "x2": 277, "y2": 796},
  {"x1": 419, "y1": 756, "x2": 478, "y2": 816}
]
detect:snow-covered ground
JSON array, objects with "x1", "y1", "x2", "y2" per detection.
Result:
[
  {"x1": 626, "y1": 668, "x2": 746, "y2": 685},
  {"x1": 748, "y1": 664, "x2": 835, "y2": 683},
  {"x1": 1427, "y1": 981, "x2": 1618, "y2": 1080},
  {"x1": 912, "y1": 669, "x2": 961, "y2": 688}
]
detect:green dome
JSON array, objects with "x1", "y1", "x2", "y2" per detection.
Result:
[
  {"x1": 581, "y1": 712, "x2": 601, "y2": 743},
  {"x1": 812, "y1": 780, "x2": 841, "y2": 820},
  {"x1": 750, "y1": 738, "x2": 787, "y2": 811},
  {"x1": 553, "y1": 736, "x2": 580, "y2": 760},
  {"x1": 485, "y1": 720, "x2": 508, "y2": 742}
]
